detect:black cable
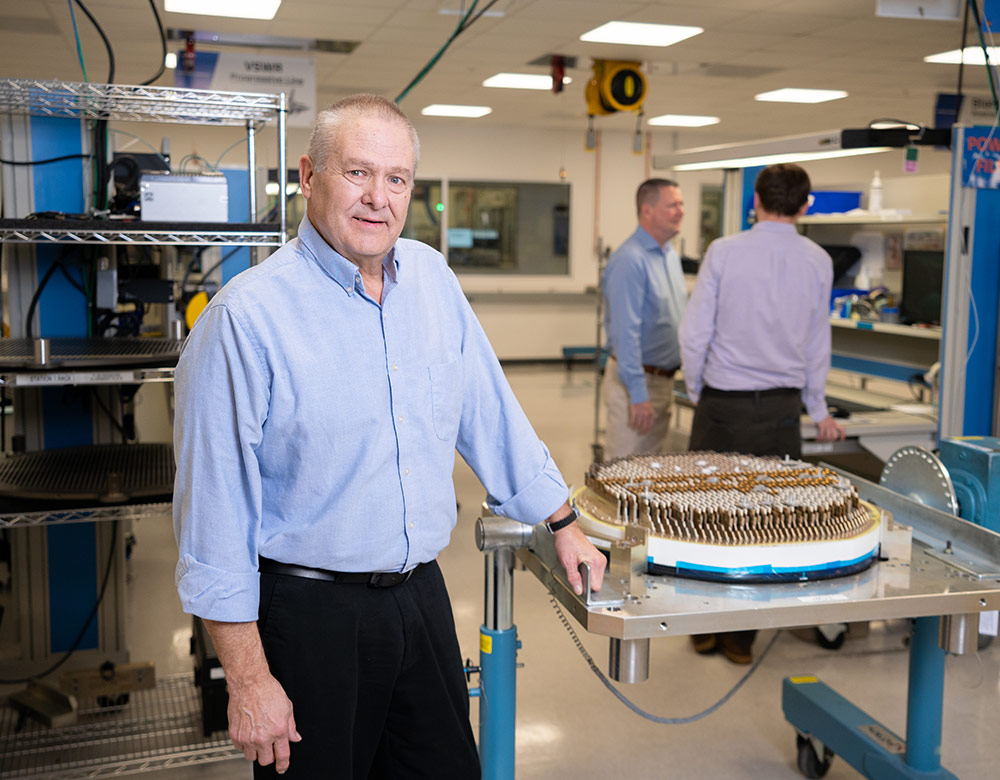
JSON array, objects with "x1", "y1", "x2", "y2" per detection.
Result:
[
  {"x1": 967, "y1": 0, "x2": 999, "y2": 112},
  {"x1": 0, "y1": 521, "x2": 119, "y2": 684},
  {"x1": 199, "y1": 247, "x2": 241, "y2": 281},
  {"x1": 91, "y1": 388, "x2": 127, "y2": 442},
  {"x1": 72, "y1": 0, "x2": 115, "y2": 84},
  {"x1": 0, "y1": 153, "x2": 92, "y2": 167},
  {"x1": 25, "y1": 254, "x2": 89, "y2": 340},
  {"x1": 958, "y1": 0, "x2": 971, "y2": 101},
  {"x1": 139, "y1": 0, "x2": 167, "y2": 86},
  {"x1": 25, "y1": 262, "x2": 62, "y2": 341}
]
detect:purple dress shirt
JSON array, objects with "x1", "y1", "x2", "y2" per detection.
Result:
[{"x1": 679, "y1": 221, "x2": 833, "y2": 422}]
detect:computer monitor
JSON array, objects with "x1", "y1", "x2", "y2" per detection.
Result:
[{"x1": 900, "y1": 249, "x2": 945, "y2": 325}]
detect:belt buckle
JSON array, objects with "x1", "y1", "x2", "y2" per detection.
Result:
[{"x1": 367, "y1": 569, "x2": 414, "y2": 588}]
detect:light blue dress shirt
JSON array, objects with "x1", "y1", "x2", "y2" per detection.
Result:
[
  {"x1": 602, "y1": 226, "x2": 687, "y2": 404},
  {"x1": 174, "y1": 217, "x2": 568, "y2": 622},
  {"x1": 679, "y1": 221, "x2": 834, "y2": 422}
]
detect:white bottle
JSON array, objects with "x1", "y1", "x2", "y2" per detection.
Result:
[{"x1": 869, "y1": 170, "x2": 883, "y2": 213}]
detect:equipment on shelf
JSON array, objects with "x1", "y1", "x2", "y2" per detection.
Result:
[{"x1": 139, "y1": 171, "x2": 229, "y2": 222}]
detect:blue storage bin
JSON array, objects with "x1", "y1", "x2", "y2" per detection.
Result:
[{"x1": 808, "y1": 191, "x2": 862, "y2": 215}]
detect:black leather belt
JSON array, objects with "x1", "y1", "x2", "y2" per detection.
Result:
[
  {"x1": 258, "y1": 557, "x2": 420, "y2": 588},
  {"x1": 701, "y1": 385, "x2": 800, "y2": 399},
  {"x1": 642, "y1": 364, "x2": 679, "y2": 378}
]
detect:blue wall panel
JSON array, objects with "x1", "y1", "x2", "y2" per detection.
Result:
[{"x1": 30, "y1": 115, "x2": 99, "y2": 652}]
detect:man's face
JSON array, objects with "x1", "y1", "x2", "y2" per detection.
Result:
[
  {"x1": 642, "y1": 185, "x2": 684, "y2": 244},
  {"x1": 299, "y1": 113, "x2": 415, "y2": 268}
]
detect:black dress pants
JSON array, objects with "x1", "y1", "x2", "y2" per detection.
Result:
[
  {"x1": 688, "y1": 386, "x2": 803, "y2": 459},
  {"x1": 254, "y1": 560, "x2": 480, "y2": 780},
  {"x1": 688, "y1": 386, "x2": 803, "y2": 654}
]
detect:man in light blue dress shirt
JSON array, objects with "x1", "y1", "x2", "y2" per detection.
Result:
[
  {"x1": 173, "y1": 94, "x2": 605, "y2": 778},
  {"x1": 601, "y1": 179, "x2": 687, "y2": 460}
]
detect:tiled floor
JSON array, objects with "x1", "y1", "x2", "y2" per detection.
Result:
[{"x1": 33, "y1": 365, "x2": 1000, "y2": 778}]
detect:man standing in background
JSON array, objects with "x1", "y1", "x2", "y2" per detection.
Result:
[
  {"x1": 679, "y1": 162, "x2": 844, "y2": 664},
  {"x1": 601, "y1": 179, "x2": 687, "y2": 460}
]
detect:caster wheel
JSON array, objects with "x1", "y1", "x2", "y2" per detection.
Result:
[
  {"x1": 814, "y1": 626, "x2": 846, "y2": 651},
  {"x1": 796, "y1": 734, "x2": 834, "y2": 778}
]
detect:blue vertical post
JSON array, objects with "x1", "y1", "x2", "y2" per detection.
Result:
[
  {"x1": 478, "y1": 546, "x2": 518, "y2": 780},
  {"x1": 479, "y1": 624, "x2": 517, "y2": 780},
  {"x1": 905, "y1": 616, "x2": 945, "y2": 772}
]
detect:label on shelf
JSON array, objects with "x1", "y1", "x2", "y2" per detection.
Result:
[{"x1": 9, "y1": 370, "x2": 137, "y2": 386}]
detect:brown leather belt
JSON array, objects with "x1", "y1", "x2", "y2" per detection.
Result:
[
  {"x1": 258, "y1": 556, "x2": 421, "y2": 588},
  {"x1": 643, "y1": 364, "x2": 679, "y2": 378}
]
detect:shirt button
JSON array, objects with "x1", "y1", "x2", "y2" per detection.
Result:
[
  {"x1": 409, "y1": 522, "x2": 415, "y2": 529},
  {"x1": 398, "y1": 415, "x2": 404, "y2": 422},
  {"x1": 404, "y1": 468, "x2": 410, "y2": 475},
  {"x1": 392, "y1": 364, "x2": 399, "y2": 371}
]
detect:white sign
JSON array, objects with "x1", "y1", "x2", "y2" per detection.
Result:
[{"x1": 210, "y1": 53, "x2": 316, "y2": 128}]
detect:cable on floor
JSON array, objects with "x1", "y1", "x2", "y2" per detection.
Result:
[{"x1": 549, "y1": 594, "x2": 781, "y2": 724}]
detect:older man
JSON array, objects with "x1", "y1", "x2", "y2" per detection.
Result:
[
  {"x1": 173, "y1": 94, "x2": 605, "y2": 778},
  {"x1": 601, "y1": 179, "x2": 687, "y2": 460}
]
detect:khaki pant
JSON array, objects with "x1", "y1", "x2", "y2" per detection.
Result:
[{"x1": 602, "y1": 356, "x2": 675, "y2": 460}]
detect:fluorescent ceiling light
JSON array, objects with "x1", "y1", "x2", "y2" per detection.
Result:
[
  {"x1": 648, "y1": 113, "x2": 720, "y2": 127},
  {"x1": 164, "y1": 52, "x2": 177, "y2": 69},
  {"x1": 579, "y1": 21, "x2": 702, "y2": 47},
  {"x1": 655, "y1": 130, "x2": 892, "y2": 171},
  {"x1": 421, "y1": 104, "x2": 493, "y2": 118},
  {"x1": 870, "y1": 120, "x2": 920, "y2": 130},
  {"x1": 439, "y1": 7, "x2": 505, "y2": 18},
  {"x1": 924, "y1": 46, "x2": 1000, "y2": 64},
  {"x1": 164, "y1": 0, "x2": 281, "y2": 21},
  {"x1": 483, "y1": 73, "x2": 572, "y2": 90},
  {"x1": 671, "y1": 148, "x2": 890, "y2": 171},
  {"x1": 755, "y1": 88, "x2": 848, "y2": 104}
]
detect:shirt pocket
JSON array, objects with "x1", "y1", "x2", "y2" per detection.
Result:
[{"x1": 428, "y1": 359, "x2": 462, "y2": 441}]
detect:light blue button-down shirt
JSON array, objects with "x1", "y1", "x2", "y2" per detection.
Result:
[
  {"x1": 602, "y1": 226, "x2": 687, "y2": 404},
  {"x1": 174, "y1": 217, "x2": 568, "y2": 622},
  {"x1": 679, "y1": 221, "x2": 833, "y2": 422}
]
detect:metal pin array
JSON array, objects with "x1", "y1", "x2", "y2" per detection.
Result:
[{"x1": 586, "y1": 452, "x2": 874, "y2": 546}]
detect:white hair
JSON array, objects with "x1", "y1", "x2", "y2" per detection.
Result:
[{"x1": 305, "y1": 94, "x2": 420, "y2": 173}]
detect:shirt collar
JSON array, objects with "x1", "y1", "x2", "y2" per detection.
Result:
[
  {"x1": 751, "y1": 220, "x2": 798, "y2": 234},
  {"x1": 297, "y1": 216, "x2": 400, "y2": 296},
  {"x1": 634, "y1": 225, "x2": 667, "y2": 252}
]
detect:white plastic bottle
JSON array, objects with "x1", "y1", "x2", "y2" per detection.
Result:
[{"x1": 869, "y1": 170, "x2": 883, "y2": 213}]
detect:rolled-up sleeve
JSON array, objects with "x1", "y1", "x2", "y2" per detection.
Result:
[{"x1": 173, "y1": 303, "x2": 271, "y2": 622}]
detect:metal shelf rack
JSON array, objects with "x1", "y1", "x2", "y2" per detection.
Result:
[
  {"x1": 0, "y1": 79, "x2": 281, "y2": 127},
  {"x1": 0, "y1": 77, "x2": 288, "y2": 246},
  {"x1": 0, "y1": 501, "x2": 170, "y2": 531},
  {"x1": 0, "y1": 674, "x2": 241, "y2": 778},
  {"x1": 0, "y1": 220, "x2": 282, "y2": 247}
]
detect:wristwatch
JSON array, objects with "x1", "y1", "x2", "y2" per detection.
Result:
[{"x1": 546, "y1": 508, "x2": 578, "y2": 533}]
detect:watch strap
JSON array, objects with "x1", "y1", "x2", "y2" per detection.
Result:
[{"x1": 547, "y1": 509, "x2": 578, "y2": 532}]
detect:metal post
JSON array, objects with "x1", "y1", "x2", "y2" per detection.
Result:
[
  {"x1": 247, "y1": 120, "x2": 258, "y2": 266},
  {"x1": 905, "y1": 616, "x2": 945, "y2": 772},
  {"x1": 474, "y1": 517, "x2": 525, "y2": 780},
  {"x1": 278, "y1": 92, "x2": 288, "y2": 245},
  {"x1": 479, "y1": 545, "x2": 517, "y2": 780}
]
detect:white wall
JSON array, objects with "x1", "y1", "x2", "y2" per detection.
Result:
[{"x1": 121, "y1": 121, "x2": 955, "y2": 359}]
